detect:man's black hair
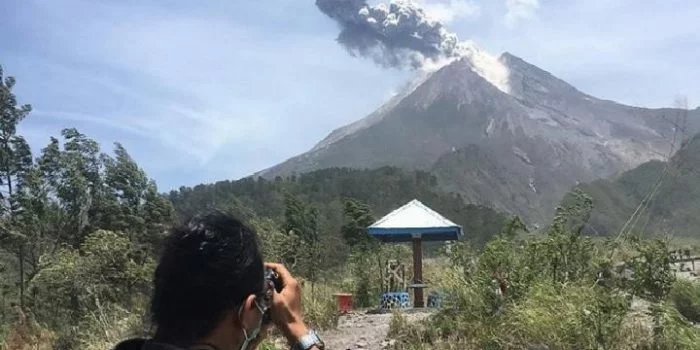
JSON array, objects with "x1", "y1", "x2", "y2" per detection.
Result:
[{"x1": 150, "y1": 211, "x2": 264, "y2": 346}]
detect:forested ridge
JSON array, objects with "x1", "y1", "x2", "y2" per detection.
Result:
[{"x1": 169, "y1": 167, "x2": 507, "y2": 247}]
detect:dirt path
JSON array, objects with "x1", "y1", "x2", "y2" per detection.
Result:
[{"x1": 322, "y1": 310, "x2": 433, "y2": 350}]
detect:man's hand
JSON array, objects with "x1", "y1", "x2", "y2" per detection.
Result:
[{"x1": 264, "y1": 263, "x2": 310, "y2": 342}]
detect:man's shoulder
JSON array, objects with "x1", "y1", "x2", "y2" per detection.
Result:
[{"x1": 113, "y1": 338, "x2": 185, "y2": 350}]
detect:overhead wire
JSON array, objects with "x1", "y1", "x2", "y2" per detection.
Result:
[{"x1": 609, "y1": 103, "x2": 690, "y2": 259}]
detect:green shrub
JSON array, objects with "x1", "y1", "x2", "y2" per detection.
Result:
[
  {"x1": 387, "y1": 312, "x2": 448, "y2": 350},
  {"x1": 507, "y1": 282, "x2": 629, "y2": 349},
  {"x1": 349, "y1": 252, "x2": 380, "y2": 308},
  {"x1": 23, "y1": 230, "x2": 154, "y2": 349},
  {"x1": 75, "y1": 299, "x2": 149, "y2": 350},
  {"x1": 0, "y1": 323, "x2": 9, "y2": 350},
  {"x1": 669, "y1": 280, "x2": 700, "y2": 323},
  {"x1": 301, "y1": 283, "x2": 338, "y2": 330},
  {"x1": 650, "y1": 302, "x2": 700, "y2": 349}
]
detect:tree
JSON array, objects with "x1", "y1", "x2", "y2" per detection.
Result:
[
  {"x1": 12, "y1": 165, "x2": 59, "y2": 295},
  {"x1": 629, "y1": 238, "x2": 675, "y2": 303},
  {"x1": 0, "y1": 65, "x2": 34, "y2": 309},
  {"x1": 500, "y1": 216, "x2": 527, "y2": 240},
  {"x1": 140, "y1": 180, "x2": 175, "y2": 249},
  {"x1": 340, "y1": 199, "x2": 376, "y2": 249},
  {"x1": 101, "y1": 143, "x2": 149, "y2": 234},
  {"x1": 252, "y1": 217, "x2": 299, "y2": 266},
  {"x1": 542, "y1": 189, "x2": 595, "y2": 284},
  {"x1": 283, "y1": 193, "x2": 320, "y2": 282},
  {"x1": 46, "y1": 130, "x2": 98, "y2": 246}
]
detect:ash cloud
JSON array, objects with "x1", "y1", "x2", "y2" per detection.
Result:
[{"x1": 316, "y1": 0, "x2": 467, "y2": 69}]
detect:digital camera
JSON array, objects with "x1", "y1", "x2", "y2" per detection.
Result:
[{"x1": 261, "y1": 268, "x2": 283, "y2": 324}]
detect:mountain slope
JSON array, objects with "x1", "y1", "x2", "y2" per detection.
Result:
[
  {"x1": 576, "y1": 132, "x2": 700, "y2": 236},
  {"x1": 258, "y1": 53, "x2": 699, "y2": 224}
]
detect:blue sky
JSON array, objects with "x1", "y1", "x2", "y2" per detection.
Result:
[{"x1": 1, "y1": 0, "x2": 698, "y2": 190}]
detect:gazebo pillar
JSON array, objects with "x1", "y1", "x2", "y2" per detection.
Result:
[{"x1": 412, "y1": 235, "x2": 424, "y2": 308}]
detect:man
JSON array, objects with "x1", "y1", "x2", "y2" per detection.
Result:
[{"x1": 114, "y1": 212, "x2": 325, "y2": 350}]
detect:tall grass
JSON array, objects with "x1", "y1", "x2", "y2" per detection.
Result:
[
  {"x1": 302, "y1": 281, "x2": 339, "y2": 330},
  {"x1": 669, "y1": 280, "x2": 700, "y2": 323}
]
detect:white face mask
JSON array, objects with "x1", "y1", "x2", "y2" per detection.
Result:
[{"x1": 238, "y1": 299, "x2": 265, "y2": 350}]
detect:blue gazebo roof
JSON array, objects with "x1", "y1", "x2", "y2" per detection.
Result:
[{"x1": 367, "y1": 199, "x2": 463, "y2": 243}]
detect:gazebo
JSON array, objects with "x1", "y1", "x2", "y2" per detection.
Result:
[{"x1": 367, "y1": 199, "x2": 463, "y2": 307}]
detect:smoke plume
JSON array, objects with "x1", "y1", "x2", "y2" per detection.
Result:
[{"x1": 316, "y1": 0, "x2": 468, "y2": 69}]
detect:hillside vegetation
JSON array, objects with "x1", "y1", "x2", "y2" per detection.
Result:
[
  {"x1": 577, "y1": 133, "x2": 700, "y2": 237},
  {"x1": 388, "y1": 191, "x2": 700, "y2": 349},
  {"x1": 168, "y1": 167, "x2": 508, "y2": 248}
]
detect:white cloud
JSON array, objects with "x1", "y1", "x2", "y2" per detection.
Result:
[
  {"x1": 412, "y1": 0, "x2": 481, "y2": 24},
  {"x1": 504, "y1": 0, "x2": 539, "y2": 27}
]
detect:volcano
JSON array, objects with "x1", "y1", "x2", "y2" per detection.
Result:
[{"x1": 257, "y1": 52, "x2": 699, "y2": 225}]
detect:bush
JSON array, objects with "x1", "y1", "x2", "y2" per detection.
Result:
[
  {"x1": 1, "y1": 308, "x2": 56, "y2": 350},
  {"x1": 348, "y1": 250, "x2": 382, "y2": 308},
  {"x1": 387, "y1": 312, "x2": 439, "y2": 350},
  {"x1": 669, "y1": 280, "x2": 700, "y2": 323},
  {"x1": 507, "y1": 282, "x2": 629, "y2": 349},
  {"x1": 301, "y1": 283, "x2": 338, "y2": 331},
  {"x1": 75, "y1": 299, "x2": 149, "y2": 350},
  {"x1": 649, "y1": 302, "x2": 700, "y2": 349},
  {"x1": 29, "y1": 230, "x2": 154, "y2": 345}
]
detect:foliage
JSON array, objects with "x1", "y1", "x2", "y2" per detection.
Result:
[
  {"x1": 0, "y1": 64, "x2": 34, "y2": 311},
  {"x1": 169, "y1": 167, "x2": 508, "y2": 249},
  {"x1": 252, "y1": 217, "x2": 300, "y2": 266},
  {"x1": 648, "y1": 302, "x2": 700, "y2": 349},
  {"x1": 628, "y1": 238, "x2": 676, "y2": 302},
  {"x1": 300, "y1": 283, "x2": 339, "y2": 331},
  {"x1": 669, "y1": 280, "x2": 700, "y2": 323},
  {"x1": 31, "y1": 230, "x2": 154, "y2": 334},
  {"x1": 539, "y1": 189, "x2": 596, "y2": 284},
  {"x1": 74, "y1": 298, "x2": 149, "y2": 350},
  {"x1": 389, "y1": 189, "x2": 700, "y2": 350},
  {"x1": 0, "y1": 65, "x2": 174, "y2": 349},
  {"x1": 283, "y1": 193, "x2": 321, "y2": 282},
  {"x1": 1, "y1": 312, "x2": 56, "y2": 350},
  {"x1": 507, "y1": 283, "x2": 629, "y2": 349},
  {"x1": 348, "y1": 251, "x2": 377, "y2": 308},
  {"x1": 341, "y1": 199, "x2": 383, "y2": 307},
  {"x1": 340, "y1": 199, "x2": 377, "y2": 249}
]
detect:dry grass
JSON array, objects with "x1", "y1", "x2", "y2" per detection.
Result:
[
  {"x1": 302, "y1": 282, "x2": 340, "y2": 331},
  {"x1": 1, "y1": 308, "x2": 56, "y2": 350}
]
